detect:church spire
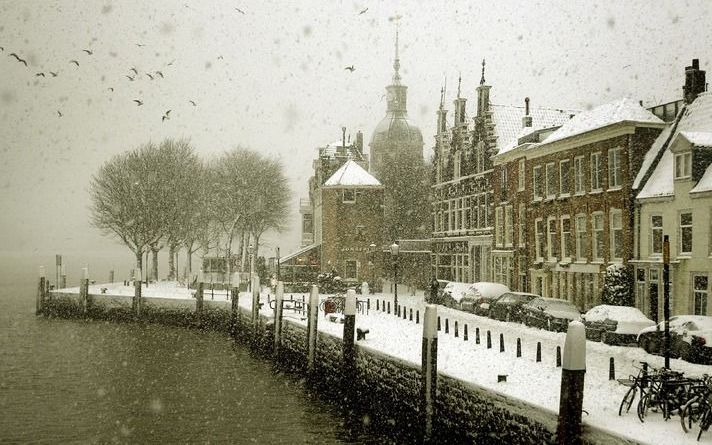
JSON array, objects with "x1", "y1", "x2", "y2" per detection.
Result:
[
  {"x1": 457, "y1": 72, "x2": 462, "y2": 98},
  {"x1": 480, "y1": 58, "x2": 486, "y2": 85},
  {"x1": 392, "y1": 14, "x2": 402, "y2": 85}
]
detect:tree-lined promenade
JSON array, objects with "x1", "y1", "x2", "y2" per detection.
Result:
[{"x1": 89, "y1": 138, "x2": 290, "y2": 294}]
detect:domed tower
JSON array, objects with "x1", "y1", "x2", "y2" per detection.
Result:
[{"x1": 369, "y1": 26, "x2": 424, "y2": 179}]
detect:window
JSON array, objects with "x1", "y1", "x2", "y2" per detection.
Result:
[
  {"x1": 608, "y1": 148, "x2": 622, "y2": 188},
  {"x1": 693, "y1": 275, "x2": 708, "y2": 315},
  {"x1": 575, "y1": 215, "x2": 588, "y2": 261},
  {"x1": 680, "y1": 212, "x2": 693, "y2": 254},
  {"x1": 559, "y1": 160, "x2": 571, "y2": 196},
  {"x1": 561, "y1": 216, "x2": 572, "y2": 260},
  {"x1": 518, "y1": 159, "x2": 525, "y2": 191},
  {"x1": 591, "y1": 152, "x2": 602, "y2": 191},
  {"x1": 505, "y1": 205, "x2": 513, "y2": 246},
  {"x1": 518, "y1": 203, "x2": 526, "y2": 247},
  {"x1": 547, "y1": 217, "x2": 559, "y2": 260},
  {"x1": 463, "y1": 198, "x2": 469, "y2": 231},
  {"x1": 535, "y1": 218, "x2": 546, "y2": 261},
  {"x1": 454, "y1": 151, "x2": 461, "y2": 179},
  {"x1": 495, "y1": 206, "x2": 504, "y2": 246},
  {"x1": 501, "y1": 167, "x2": 508, "y2": 202},
  {"x1": 302, "y1": 214, "x2": 313, "y2": 234},
  {"x1": 355, "y1": 225, "x2": 366, "y2": 241},
  {"x1": 343, "y1": 189, "x2": 355, "y2": 202},
  {"x1": 610, "y1": 209, "x2": 623, "y2": 261},
  {"x1": 344, "y1": 260, "x2": 358, "y2": 280},
  {"x1": 675, "y1": 152, "x2": 692, "y2": 179},
  {"x1": 574, "y1": 156, "x2": 585, "y2": 194},
  {"x1": 545, "y1": 163, "x2": 556, "y2": 198},
  {"x1": 533, "y1": 166, "x2": 543, "y2": 200},
  {"x1": 592, "y1": 213, "x2": 604, "y2": 261},
  {"x1": 651, "y1": 215, "x2": 663, "y2": 256},
  {"x1": 454, "y1": 199, "x2": 460, "y2": 230}
]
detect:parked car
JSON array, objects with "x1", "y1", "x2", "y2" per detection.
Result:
[
  {"x1": 637, "y1": 315, "x2": 712, "y2": 364},
  {"x1": 582, "y1": 305, "x2": 655, "y2": 345},
  {"x1": 460, "y1": 282, "x2": 511, "y2": 315},
  {"x1": 488, "y1": 292, "x2": 539, "y2": 322},
  {"x1": 522, "y1": 297, "x2": 581, "y2": 332},
  {"x1": 431, "y1": 279, "x2": 450, "y2": 304},
  {"x1": 439, "y1": 281, "x2": 472, "y2": 309}
]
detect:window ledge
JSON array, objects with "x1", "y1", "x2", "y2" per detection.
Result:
[
  {"x1": 677, "y1": 254, "x2": 692, "y2": 260},
  {"x1": 533, "y1": 197, "x2": 543, "y2": 203},
  {"x1": 590, "y1": 189, "x2": 603, "y2": 195},
  {"x1": 591, "y1": 260, "x2": 605, "y2": 264},
  {"x1": 608, "y1": 186, "x2": 623, "y2": 192},
  {"x1": 545, "y1": 196, "x2": 556, "y2": 202},
  {"x1": 559, "y1": 194, "x2": 571, "y2": 200},
  {"x1": 574, "y1": 192, "x2": 586, "y2": 197}
]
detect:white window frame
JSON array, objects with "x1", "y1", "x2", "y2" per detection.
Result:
[
  {"x1": 651, "y1": 214, "x2": 663, "y2": 257},
  {"x1": 592, "y1": 212, "x2": 605, "y2": 262},
  {"x1": 680, "y1": 211, "x2": 693, "y2": 255},
  {"x1": 495, "y1": 206, "x2": 504, "y2": 247},
  {"x1": 518, "y1": 159, "x2": 525, "y2": 192},
  {"x1": 535, "y1": 218, "x2": 545, "y2": 262},
  {"x1": 533, "y1": 165, "x2": 542, "y2": 200},
  {"x1": 545, "y1": 162, "x2": 556, "y2": 199},
  {"x1": 561, "y1": 215, "x2": 572, "y2": 261},
  {"x1": 608, "y1": 147, "x2": 623, "y2": 189},
  {"x1": 590, "y1": 152, "x2": 602, "y2": 192},
  {"x1": 518, "y1": 203, "x2": 526, "y2": 248},
  {"x1": 610, "y1": 208, "x2": 623, "y2": 261},
  {"x1": 574, "y1": 156, "x2": 585, "y2": 195},
  {"x1": 343, "y1": 189, "x2": 356, "y2": 203},
  {"x1": 675, "y1": 152, "x2": 692, "y2": 179},
  {"x1": 693, "y1": 274, "x2": 709, "y2": 315},
  {"x1": 547, "y1": 216, "x2": 558, "y2": 261},
  {"x1": 575, "y1": 214, "x2": 587, "y2": 261},
  {"x1": 505, "y1": 205, "x2": 513, "y2": 247},
  {"x1": 559, "y1": 159, "x2": 571, "y2": 197}
]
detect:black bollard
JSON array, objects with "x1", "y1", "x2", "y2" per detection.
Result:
[
  {"x1": 421, "y1": 305, "x2": 438, "y2": 442},
  {"x1": 437, "y1": 316, "x2": 441, "y2": 331},
  {"x1": 487, "y1": 330, "x2": 492, "y2": 349},
  {"x1": 367, "y1": 298, "x2": 370, "y2": 311},
  {"x1": 377, "y1": 299, "x2": 380, "y2": 311},
  {"x1": 499, "y1": 333, "x2": 505, "y2": 352},
  {"x1": 397, "y1": 305, "x2": 401, "y2": 318},
  {"x1": 516, "y1": 338, "x2": 521, "y2": 357},
  {"x1": 454, "y1": 321, "x2": 459, "y2": 338},
  {"x1": 416, "y1": 310, "x2": 420, "y2": 324},
  {"x1": 445, "y1": 318, "x2": 449, "y2": 334},
  {"x1": 409, "y1": 308, "x2": 413, "y2": 321},
  {"x1": 403, "y1": 307, "x2": 407, "y2": 320},
  {"x1": 556, "y1": 322, "x2": 586, "y2": 445},
  {"x1": 536, "y1": 342, "x2": 542, "y2": 362},
  {"x1": 464, "y1": 324, "x2": 468, "y2": 341},
  {"x1": 609, "y1": 357, "x2": 615, "y2": 381},
  {"x1": 343, "y1": 290, "x2": 357, "y2": 405},
  {"x1": 556, "y1": 346, "x2": 562, "y2": 367},
  {"x1": 475, "y1": 327, "x2": 480, "y2": 344},
  {"x1": 388, "y1": 301, "x2": 391, "y2": 314}
]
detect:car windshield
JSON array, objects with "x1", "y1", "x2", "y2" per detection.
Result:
[{"x1": 544, "y1": 300, "x2": 578, "y2": 313}]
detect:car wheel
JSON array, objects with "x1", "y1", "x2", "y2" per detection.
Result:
[{"x1": 639, "y1": 336, "x2": 650, "y2": 353}]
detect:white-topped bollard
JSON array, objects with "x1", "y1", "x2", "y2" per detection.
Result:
[
  {"x1": 343, "y1": 289, "x2": 357, "y2": 404},
  {"x1": 421, "y1": 304, "x2": 438, "y2": 442},
  {"x1": 556, "y1": 320, "x2": 586, "y2": 445},
  {"x1": 274, "y1": 281, "x2": 284, "y2": 357},
  {"x1": 306, "y1": 285, "x2": 319, "y2": 376}
]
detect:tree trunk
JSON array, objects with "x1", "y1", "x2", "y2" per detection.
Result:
[
  {"x1": 186, "y1": 248, "x2": 193, "y2": 276},
  {"x1": 133, "y1": 251, "x2": 143, "y2": 312},
  {"x1": 151, "y1": 245, "x2": 159, "y2": 282},
  {"x1": 168, "y1": 244, "x2": 176, "y2": 280}
]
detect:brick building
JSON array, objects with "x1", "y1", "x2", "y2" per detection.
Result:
[{"x1": 493, "y1": 98, "x2": 665, "y2": 310}]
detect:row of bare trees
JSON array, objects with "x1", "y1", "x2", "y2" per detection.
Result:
[{"x1": 89, "y1": 138, "x2": 290, "y2": 283}]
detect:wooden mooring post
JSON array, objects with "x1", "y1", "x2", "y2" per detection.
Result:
[
  {"x1": 251, "y1": 275, "x2": 261, "y2": 336},
  {"x1": 421, "y1": 304, "x2": 438, "y2": 442},
  {"x1": 343, "y1": 289, "x2": 357, "y2": 404},
  {"x1": 36, "y1": 266, "x2": 46, "y2": 315},
  {"x1": 306, "y1": 285, "x2": 319, "y2": 376},
  {"x1": 274, "y1": 281, "x2": 284, "y2": 358},
  {"x1": 80, "y1": 267, "x2": 90, "y2": 314},
  {"x1": 556, "y1": 321, "x2": 586, "y2": 445}
]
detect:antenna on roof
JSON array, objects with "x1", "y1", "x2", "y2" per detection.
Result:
[
  {"x1": 457, "y1": 72, "x2": 462, "y2": 98},
  {"x1": 480, "y1": 58, "x2": 486, "y2": 85}
]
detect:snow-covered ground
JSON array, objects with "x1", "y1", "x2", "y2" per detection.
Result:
[{"x1": 57, "y1": 282, "x2": 712, "y2": 444}]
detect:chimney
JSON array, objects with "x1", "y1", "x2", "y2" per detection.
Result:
[
  {"x1": 339, "y1": 126, "x2": 347, "y2": 156},
  {"x1": 684, "y1": 58, "x2": 706, "y2": 104},
  {"x1": 355, "y1": 131, "x2": 363, "y2": 153},
  {"x1": 522, "y1": 97, "x2": 533, "y2": 128}
]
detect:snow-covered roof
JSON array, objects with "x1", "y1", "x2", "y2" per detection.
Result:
[
  {"x1": 323, "y1": 160, "x2": 381, "y2": 187},
  {"x1": 491, "y1": 104, "x2": 576, "y2": 154},
  {"x1": 280, "y1": 243, "x2": 319, "y2": 263},
  {"x1": 691, "y1": 163, "x2": 712, "y2": 194},
  {"x1": 638, "y1": 92, "x2": 712, "y2": 200},
  {"x1": 543, "y1": 98, "x2": 664, "y2": 145}
]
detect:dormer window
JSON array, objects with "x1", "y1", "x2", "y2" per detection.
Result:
[{"x1": 675, "y1": 152, "x2": 692, "y2": 179}]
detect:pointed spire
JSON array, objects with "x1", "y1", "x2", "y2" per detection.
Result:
[
  {"x1": 439, "y1": 76, "x2": 447, "y2": 109},
  {"x1": 392, "y1": 14, "x2": 402, "y2": 84},
  {"x1": 457, "y1": 72, "x2": 462, "y2": 98},
  {"x1": 480, "y1": 58, "x2": 486, "y2": 85}
]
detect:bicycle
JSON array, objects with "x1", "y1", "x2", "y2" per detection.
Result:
[
  {"x1": 679, "y1": 375, "x2": 710, "y2": 433},
  {"x1": 637, "y1": 367, "x2": 692, "y2": 422},
  {"x1": 618, "y1": 361, "x2": 653, "y2": 417}
]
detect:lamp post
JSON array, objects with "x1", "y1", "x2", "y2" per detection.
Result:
[
  {"x1": 369, "y1": 243, "x2": 376, "y2": 290},
  {"x1": 390, "y1": 241, "x2": 400, "y2": 314},
  {"x1": 248, "y1": 243, "x2": 254, "y2": 292},
  {"x1": 276, "y1": 246, "x2": 281, "y2": 282}
]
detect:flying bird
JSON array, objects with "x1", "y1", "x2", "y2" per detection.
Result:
[
  {"x1": 189, "y1": 100, "x2": 197, "y2": 106},
  {"x1": 235, "y1": 7, "x2": 245, "y2": 14},
  {"x1": 358, "y1": 7, "x2": 368, "y2": 15},
  {"x1": 146, "y1": 73, "x2": 154, "y2": 80},
  {"x1": 57, "y1": 110, "x2": 63, "y2": 117},
  {"x1": 136, "y1": 43, "x2": 145, "y2": 47},
  {"x1": 154, "y1": 70, "x2": 163, "y2": 78},
  {"x1": 69, "y1": 60, "x2": 80, "y2": 67},
  {"x1": 217, "y1": 55, "x2": 223, "y2": 60},
  {"x1": 108, "y1": 87, "x2": 114, "y2": 92},
  {"x1": 162, "y1": 110, "x2": 171, "y2": 121},
  {"x1": 9, "y1": 53, "x2": 28, "y2": 67},
  {"x1": 130, "y1": 67, "x2": 138, "y2": 75},
  {"x1": 344, "y1": 65, "x2": 355, "y2": 72},
  {"x1": 82, "y1": 49, "x2": 93, "y2": 55},
  {"x1": 49, "y1": 71, "x2": 58, "y2": 77},
  {"x1": 0, "y1": 46, "x2": 4, "y2": 51},
  {"x1": 133, "y1": 99, "x2": 143, "y2": 106},
  {"x1": 126, "y1": 75, "x2": 135, "y2": 81},
  {"x1": 167, "y1": 59, "x2": 175, "y2": 66},
  {"x1": 35, "y1": 72, "x2": 45, "y2": 77}
]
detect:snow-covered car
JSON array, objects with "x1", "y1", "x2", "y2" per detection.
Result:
[
  {"x1": 439, "y1": 281, "x2": 472, "y2": 309},
  {"x1": 582, "y1": 305, "x2": 655, "y2": 345},
  {"x1": 460, "y1": 282, "x2": 511, "y2": 315},
  {"x1": 522, "y1": 297, "x2": 581, "y2": 332},
  {"x1": 637, "y1": 315, "x2": 712, "y2": 364},
  {"x1": 488, "y1": 292, "x2": 539, "y2": 323}
]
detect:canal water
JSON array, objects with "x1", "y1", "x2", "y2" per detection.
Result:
[{"x1": 0, "y1": 253, "x2": 386, "y2": 444}]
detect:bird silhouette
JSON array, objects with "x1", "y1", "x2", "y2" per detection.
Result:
[
  {"x1": 167, "y1": 59, "x2": 175, "y2": 66},
  {"x1": 130, "y1": 67, "x2": 138, "y2": 75},
  {"x1": 0, "y1": 46, "x2": 4, "y2": 52},
  {"x1": 136, "y1": 43, "x2": 145, "y2": 47},
  {"x1": 126, "y1": 75, "x2": 135, "y2": 81},
  {"x1": 108, "y1": 87, "x2": 114, "y2": 92},
  {"x1": 358, "y1": 8, "x2": 368, "y2": 15},
  {"x1": 235, "y1": 7, "x2": 245, "y2": 14},
  {"x1": 162, "y1": 110, "x2": 171, "y2": 121},
  {"x1": 344, "y1": 65, "x2": 355, "y2": 72},
  {"x1": 57, "y1": 110, "x2": 63, "y2": 117},
  {"x1": 69, "y1": 60, "x2": 79, "y2": 67},
  {"x1": 155, "y1": 70, "x2": 164, "y2": 78},
  {"x1": 133, "y1": 99, "x2": 143, "y2": 106},
  {"x1": 82, "y1": 49, "x2": 93, "y2": 55},
  {"x1": 9, "y1": 53, "x2": 28, "y2": 67},
  {"x1": 35, "y1": 72, "x2": 45, "y2": 77},
  {"x1": 189, "y1": 100, "x2": 197, "y2": 106},
  {"x1": 49, "y1": 71, "x2": 58, "y2": 77},
  {"x1": 217, "y1": 55, "x2": 224, "y2": 60},
  {"x1": 146, "y1": 73, "x2": 154, "y2": 80}
]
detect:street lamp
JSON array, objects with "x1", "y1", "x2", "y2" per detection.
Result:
[
  {"x1": 390, "y1": 241, "x2": 400, "y2": 314},
  {"x1": 248, "y1": 243, "x2": 254, "y2": 292},
  {"x1": 276, "y1": 246, "x2": 281, "y2": 282}
]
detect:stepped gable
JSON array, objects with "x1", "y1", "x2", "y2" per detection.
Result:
[{"x1": 323, "y1": 160, "x2": 382, "y2": 187}]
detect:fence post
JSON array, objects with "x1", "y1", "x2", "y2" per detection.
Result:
[
  {"x1": 556, "y1": 321, "x2": 586, "y2": 445},
  {"x1": 556, "y1": 346, "x2": 562, "y2": 367},
  {"x1": 464, "y1": 324, "x2": 468, "y2": 341},
  {"x1": 516, "y1": 338, "x2": 521, "y2": 357},
  {"x1": 307, "y1": 285, "x2": 319, "y2": 377},
  {"x1": 377, "y1": 299, "x2": 380, "y2": 311},
  {"x1": 80, "y1": 267, "x2": 89, "y2": 314},
  {"x1": 475, "y1": 327, "x2": 480, "y2": 344},
  {"x1": 36, "y1": 267, "x2": 46, "y2": 315},
  {"x1": 343, "y1": 289, "x2": 357, "y2": 403},
  {"x1": 499, "y1": 333, "x2": 505, "y2": 352},
  {"x1": 486, "y1": 330, "x2": 492, "y2": 349},
  {"x1": 421, "y1": 304, "x2": 438, "y2": 442},
  {"x1": 387, "y1": 301, "x2": 391, "y2": 314},
  {"x1": 409, "y1": 308, "x2": 413, "y2": 321},
  {"x1": 416, "y1": 310, "x2": 420, "y2": 324},
  {"x1": 445, "y1": 318, "x2": 449, "y2": 334},
  {"x1": 536, "y1": 341, "x2": 542, "y2": 362},
  {"x1": 437, "y1": 316, "x2": 441, "y2": 331},
  {"x1": 274, "y1": 281, "x2": 284, "y2": 358}
]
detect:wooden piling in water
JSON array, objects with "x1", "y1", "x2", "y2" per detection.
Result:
[
  {"x1": 36, "y1": 267, "x2": 46, "y2": 315},
  {"x1": 421, "y1": 305, "x2": 438, "y2": 443},
  {"x1": 306, "y1": 285, "x2": 319, "y2": 376}
]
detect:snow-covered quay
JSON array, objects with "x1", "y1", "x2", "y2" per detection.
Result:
[{"x1": 48, "y1": 281, "x2": 712, "y2": 444}]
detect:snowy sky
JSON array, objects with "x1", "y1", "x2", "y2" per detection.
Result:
[{"x1": 1, "y1": 0, "x2": 710, "y2": 258}]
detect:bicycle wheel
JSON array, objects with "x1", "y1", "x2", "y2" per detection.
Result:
[
  {"x1": 619, "y1": 385, "x2": 637, "y2": 416},
  {"x1": 698, "y1": 407, "x2": 712, "y2": 441},
  {"x1": 681, "y1": 397, "x2": 704, "y2": 433},
  {"x1": 638, "y1": 392, "x2": 653, "y2": 423}
]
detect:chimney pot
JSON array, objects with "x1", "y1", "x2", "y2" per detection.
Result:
[
  {"x1": 525, "y1": 97, "x2": 530, "y2": 116},
  {"x1": 693, "y1": 58, "x2": 700, "y2": 69}
]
